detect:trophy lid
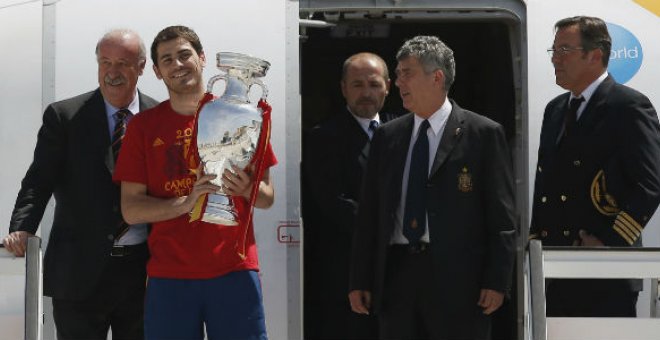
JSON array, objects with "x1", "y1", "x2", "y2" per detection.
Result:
[{"x1": 216, "y1": 52, "x2": 270, "y2": 77}]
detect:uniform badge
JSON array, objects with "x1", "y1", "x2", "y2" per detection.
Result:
[
  {"x1": 590, "y1": 170, "x2": 619, "y2": 216},
  {"x1": 457, "y1": 167, "x2": 473, "y2": 193}
]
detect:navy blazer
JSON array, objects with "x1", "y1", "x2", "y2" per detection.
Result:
[
  {"x1": 9, "y1": 89, "x2": 158, "y2": 300},
  {"x1": 531, "y1": 75, "x2": 660, "y2": 247},
  {"x1": 350, "y1": 100, "x2": 516, "y2": 338},
  {"x1": 304, "y1": 108, "x2": 396, "y2": 299}
]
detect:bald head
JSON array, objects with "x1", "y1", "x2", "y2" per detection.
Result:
[
  {"x1": 341, "y1": 52, "x2": 391, "y2": 119},
  {"x1": 342, "y1": 52, "x2": 390, "y2": 83}
]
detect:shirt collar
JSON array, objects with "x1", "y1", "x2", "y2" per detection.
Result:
[
  {"x1": 412, "y1": 96, "x2": 452, "y2": 137},
  {"x1": 104, "y1": 90, "x2": 140, "y2": 118},
  {"x1": 347, "y1": 106, "x2": 381, "y2": 134},
  {"x1": 572, "y1": 71, "x2": 608, "y2": 103}
]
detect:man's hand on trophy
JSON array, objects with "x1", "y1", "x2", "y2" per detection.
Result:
[
  {"x1": 185, "y1": 164, "x2": 222, "y2": 211},
  {"x1": 222, "y1": 164, "x2": 254, "y2": 200}
]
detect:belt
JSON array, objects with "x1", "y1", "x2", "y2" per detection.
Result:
[
  {"x1": 110, "y1": 243, "x2": 147, "y2": 257},
  {"x1": 391, "y1": 242, "x2": 430, "y2": 255}
]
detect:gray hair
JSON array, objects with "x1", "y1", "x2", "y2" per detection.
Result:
[
  {"x1": 95, "y1": 28, "x2": 147, "y2": 62},
  {"x1": 396, "y1": 35, "x2": 455, "y2": 91}
]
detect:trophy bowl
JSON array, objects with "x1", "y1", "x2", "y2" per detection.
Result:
[{"x1": 196, "y1": 52, "x2": 270, "y2": 225}]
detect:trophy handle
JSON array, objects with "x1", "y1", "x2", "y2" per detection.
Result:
[
  {"x1": 207, "y1": 74, "x2": 228, "y2": 93},
  {"x1": 249, "y1": 78, "x2": 269, "y2": 101}
]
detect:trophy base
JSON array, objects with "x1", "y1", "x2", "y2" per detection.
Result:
[{"x1": 201, "y1": 193, "x2": 239, "y2": 226}]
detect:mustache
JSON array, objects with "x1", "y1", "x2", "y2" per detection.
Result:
[
  {"x1": 356, "y1": 98, "x2": 376, "y2": 105},
  {"x1": 104, "y1": 75, "x2": 126, "y2": 86}
]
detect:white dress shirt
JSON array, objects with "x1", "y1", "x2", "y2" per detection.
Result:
[{"x1": 391, "y1": 98, "x2": 452, "y2": 244}]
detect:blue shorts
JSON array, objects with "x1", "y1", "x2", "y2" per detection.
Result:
[{"x1": 144, "y1": 270, "x2": 267, "y2": 340}]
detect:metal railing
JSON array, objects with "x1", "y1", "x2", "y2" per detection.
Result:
[
  {"x1": 25, "y1": 236, "x2": 43, "y2": 340},
  {"x1": 526, "y1": 240, "x2": 660, "y2": 340}
]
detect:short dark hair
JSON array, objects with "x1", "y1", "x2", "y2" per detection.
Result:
[
  {"x1": 555, "y1": 16, "x2": 612, "y2": 66},
  {"x1": 151, "y1": 25, "x2": 204, "y2": 66}
]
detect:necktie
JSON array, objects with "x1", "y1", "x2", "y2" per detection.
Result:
[
  {"x1": 111, "y1": 109, "x2": 131, "y2": 241},
  {"x1": 368, "y1": 120, "x2": 379, "y2": 139},
  {"x1": 563, "y1": 96, "x2": 584, "y2": 138},
  {"x1": 403, "y1": 120, "x2": 430, "y2": 245},
  {"x1": 112, "y1": 109, "x2": 130, "y2": 162}
]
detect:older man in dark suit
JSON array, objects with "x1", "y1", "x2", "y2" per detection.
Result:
[
  {"x1": 531, "y1": 16, "x2": 660, "y2": 317},
  {"x1": 348, "y1": 36, "x2": 516, "y2": 340},
  {"x1": 304, "y1": 52, "x2": 392, "y2": 339},
  {"x1": 3, "y1": 29, "x2": 157, "y2": 339}
]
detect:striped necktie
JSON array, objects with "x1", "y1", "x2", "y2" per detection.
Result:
[{"x1": 112, "y1": 109, "x2": 130, "y2": 162}]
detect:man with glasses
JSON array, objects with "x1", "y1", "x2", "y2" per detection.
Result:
[{"x1": 531, "y1": 16, "x2": 660, "y2": 317}]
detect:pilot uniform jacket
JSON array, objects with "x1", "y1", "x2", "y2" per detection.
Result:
[
  {"x1": 9, "y1": 89, "x2": 158, "y2": 300},
  {"x1": 531, "y1": 75, "x2": 660, "y2": 249},
  {"x1": 531, "y1": 76, "x2": 660, "y2": 298},
  {"x1": 349, "y1": 100, "x2": 516, "y2": 339}
]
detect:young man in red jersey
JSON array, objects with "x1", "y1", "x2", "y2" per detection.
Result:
[{"x1": 114, "y1": 25, "x2": 276, "y2": 340}]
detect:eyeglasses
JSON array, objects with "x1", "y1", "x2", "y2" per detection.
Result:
[{"x1": 546, "y1": 46, "x2": 584, "y2": 57}]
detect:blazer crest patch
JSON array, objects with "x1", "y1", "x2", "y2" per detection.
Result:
[
  {"x1": 457, "y1": 167, "x2": 473, "y2": 193},
  {"x1": 591, "y1": 169, "x2": 620, "y2": 216}
]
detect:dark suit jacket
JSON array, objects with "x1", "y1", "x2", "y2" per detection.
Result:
[
  {"x1": 349, "y1": 100, "x2": 516, "y2": 338},
  {"x1": 9, "y1": 89, "x2": 158, "y2": 300},
  {"x1": 304, "y1": 109, "x2": 397, "y2": 300},
  {"x1": 531, "y1": 75, "x2": 660, "y2": 247}
]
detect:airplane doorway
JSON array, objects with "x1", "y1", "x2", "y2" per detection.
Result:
[
  {"x1": 301, "y1": 19, "x2": 518, "y2": 140},
  {"x1": 299, "y1": 6, "x2": 526, "y2": 340}
]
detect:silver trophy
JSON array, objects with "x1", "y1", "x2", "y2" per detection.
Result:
[{"x1": 196, "y1": 52, "x2": 270, "y2": 225}]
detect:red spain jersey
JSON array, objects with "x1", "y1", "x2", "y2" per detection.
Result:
[{"x1": 113, "y1": 100, "x2": 277, "y2": 279}]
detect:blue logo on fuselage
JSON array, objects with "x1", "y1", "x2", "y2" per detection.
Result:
[{"x1": 606, "y1": 22, "x2": 643, "y2": 84}]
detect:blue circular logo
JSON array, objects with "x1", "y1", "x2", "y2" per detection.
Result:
[{"x1": 606, "y1": 22, "x2": 643, "y2": 83}]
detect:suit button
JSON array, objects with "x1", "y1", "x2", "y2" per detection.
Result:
[
  {"x1": 642, "y1": 215, "x2": 649, "y2": 222},
  {"x1": 573, "y1": 160, "x2": 581, "y2": 166},
  {"x1": 107, "y1": 234, "x2": 114, "y2": 241},
  {"x1": 429, "y1": 212, "x2": 437, "y2": 217},
  {"x1": 541, "y1": 196, "x2": 547, "y2": 203},
  {"x1": 426, "y1": 183, "x2": 433, "y2": 188},
  {"x1": 113, "y1": 205, "x2": 119, "y2": 212},
  {"x1": 538, "y1": 166, "x2": 542, "y2": 173},
  {"x1": 560, "y1": 195, "x2": 567, "y2": 202},
  {"x1": 541, "y1": 230, "x2": 548, "y2": 238},
  {"x1": 563, "y1": 230, "x2": 570, "y2": 237}
]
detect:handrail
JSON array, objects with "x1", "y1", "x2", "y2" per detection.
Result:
[
  {"x1": 527, "y1": 240, "x2": 546, "y2": 340},
  {"x1": 25, "y1": 236, "x2": 42, "y2": 340},
  {"x1": 527, "y1": 240, "x2": 660, "y2": 340}
]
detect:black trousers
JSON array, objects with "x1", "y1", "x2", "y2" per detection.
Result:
[
  {"x1": 305, "y1": 297, "x2": 379, "y2": 340},
  {"x1": 546, "y1": 279, "x2": 638, "y2": 317},
  {"x1": 378, "y1": 245, "x2": 491, "y2": 340},
  {"x1": 52, "y1": 244, "x2": 148, "y2": 340}
]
